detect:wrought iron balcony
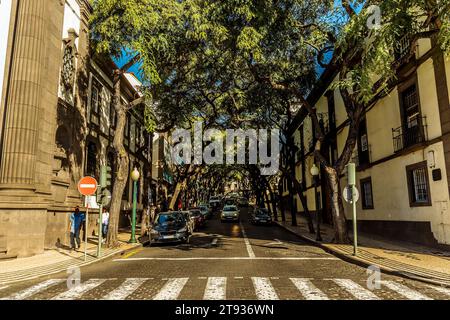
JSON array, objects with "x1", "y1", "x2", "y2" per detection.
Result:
[{"x1": 392, "y1": 116, "x2": 427, "y2": 153}]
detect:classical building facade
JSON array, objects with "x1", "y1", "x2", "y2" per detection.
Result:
[
  {"x1": 0, "y1": 0, "x2": 153, "y2": 257},
  {"x1": 288, "y1": 36, "x2": 450, "y2": 247}
]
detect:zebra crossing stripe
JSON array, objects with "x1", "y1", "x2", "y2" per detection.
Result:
[
  {"x1": 203, "y1": 277, "x2": 227, "y2": 300},
  {"x1": 332, "y1": 279, "x2": 380, "y2": 300},
  {"x1": 0, "y1": 279, "x2": 64, "y2": 300},
  {"x1": 52, "y1": 279, "x2": 107, "y2": 300},
  {"x1": 290, "y1": 278, "x2": 329, "y2": 300},
  {"x1": 153, "y1": 278, "x2": 189, "y2": 300},
  {"x1": 252, "y1": 277, "x2": 279, "y2": 300},
  {"x1": 0, "y1": 286, "x2": 9, "y2": 291},
  {"x1": 382, "y1": 281, "x2": 433, "y2": 300},
  {"x1": 427, "y1": 285, "x2": 450, "y2": 297},
  {"x1": 102, "y1": 278, "x2": 148, "y2": 300}
]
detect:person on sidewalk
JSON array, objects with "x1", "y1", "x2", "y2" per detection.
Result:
[
  {"x1": 69, "y1": 206, "x2": 83, "y2": 251},
  {"x1": 101, "y1": 207, "x2": 110, "y2": 244}
]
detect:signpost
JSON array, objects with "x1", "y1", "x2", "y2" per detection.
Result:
[
  {"x1": 78, "y1": 177, "x2": 98, "y2": 261},
  {"x1": 343, "y1": 163, "x2": 359, "y2": 256},
  {"x1": 97, "y1": 165, "x2": 112, "y2": 258}
]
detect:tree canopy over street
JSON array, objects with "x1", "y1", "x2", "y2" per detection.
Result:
[{"x1": 90, "y1": 0, "x2": 450, "y2": 245}]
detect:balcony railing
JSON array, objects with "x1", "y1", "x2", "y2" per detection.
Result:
[{"x1": 392, "y1": 116, "x2": 427, "y2": 153}]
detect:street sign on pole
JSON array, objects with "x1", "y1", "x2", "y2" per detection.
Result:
[
  {"x1": 78, "y1": 177, "x2": 98, "y2": 261},
  {"x1": 78, "y1": 177, "x2": 98, "y2": 196},
  {"x1": 343, "y1": 185, "x2": 359, "y2": 256}
]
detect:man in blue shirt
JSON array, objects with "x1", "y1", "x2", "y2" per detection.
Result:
[{"x1": 69, "y1": 206, "x2": 83, "y2": 250}]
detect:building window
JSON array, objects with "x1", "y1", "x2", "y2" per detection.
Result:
[
  {"x1": 86, "y1": 142, "x2": 98, "y2": 178},
  {"x1": 360, "y1": 177, "x2": 374, "y2": 209},
  {"x1": 91, "y1": 81, "x2": 102, "y2": 117},
  {"x1": 406, "y1": 161, "x2": 431, "y2": 207}
]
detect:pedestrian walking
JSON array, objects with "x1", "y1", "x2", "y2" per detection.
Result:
[
  {"x1": 69, "y1": 206, "x2": 83, "y2": 250},
  {"x1": 177, "y1": 198, "x2": 182, "y2": 211},
  {"x1": 101, "y1": 207, "x2": 109, "y2": 243}
]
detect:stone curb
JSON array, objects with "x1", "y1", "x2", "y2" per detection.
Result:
[
  {"x1": 275, "y1": 221, "x2": 450, "y2": 289},
  {"x1": 0, "y1": 240, "x2": 147, "y2": 285}
]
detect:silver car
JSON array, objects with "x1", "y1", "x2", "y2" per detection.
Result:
[{"x1": 220, "y1": 205, "x2": 240, "y2": 222}]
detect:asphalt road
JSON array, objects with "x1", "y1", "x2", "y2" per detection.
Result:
[{"x1": 1, "y1": 207, "x2": 449, "y2": 300}]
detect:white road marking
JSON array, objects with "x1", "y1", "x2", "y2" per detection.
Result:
[
  {"x1": 153, "y1": 278, "x2": 188, "y2": 300},
  {"x1": 427, "y1": 284, "x2": 450, "y2": 297},
  {"x1": 211, "y1": 238, "x2": 218, "y2": 246},
  {"x1": 52, "y1": 279, "x2": 107, "y2": 300},
  {"x1": 114, "y1": 257, "x2": 338, "y2": 261},
  {"x1": 240, "y1": 222, "x2": 256, "y2": 258},
  {"x1": 1, "y1": 279, "x2": 64, "y2": 300},
  {"x1": 102, "y1": 278, "x2": 148, "y2": 300},
  {"x1": 0, "y1": 285, "x2": 9, "y2": 291},
  {"x1": 332, "y1": 279, "x2": 380, "y2": 300},
  {"x1": 382, "y1": 281, "x2": 433, "y2": 300},
  {"x1": 252, "y1": 277, "x2": 279, "y2": 300},
  {"x1": 290, "y1": 278, "x2": 329, "y2": 300},
  {"x1": 203, "y1": 277, "x2": 227, "y2": 300}
]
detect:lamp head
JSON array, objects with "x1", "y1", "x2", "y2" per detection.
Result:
[
  {"x1": 131, "y1": 167, "x2": 140, "y2": 181},
  {"x1": 310, "y1": 163, "x2": 319, "y2": 177}
]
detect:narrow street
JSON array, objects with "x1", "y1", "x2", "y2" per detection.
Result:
[{"x1": 1, "y1": 208, "x2": 449, "y2": 301}]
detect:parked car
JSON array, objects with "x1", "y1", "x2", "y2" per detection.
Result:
[
  {"x1": 189, "y1": 208, "x2": 205, "y2": 230},
  {"x1": 199, "y1": 204, "x2": 211, "y2": 219},
  {"x1": 224, "y1": 198, "x2": 236, "y2": 206},
  {"x1": 180, "y1": 211, "x2": 195, "y2": 234},
  {"x1": 250, "y1": 208, "x2": 272, "y2": 225},
  {"x1": 149, "y1": 211, "x2": 190, "y2": 245},
  {"x1": 209, "y1": 199, "x2": 222, "y2": 212},
  {"x1": 221, "y1": 205, "x2": 240, "y2": 222}
]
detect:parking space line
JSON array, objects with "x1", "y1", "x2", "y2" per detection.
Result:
[{"x1": 240, "y1": 222, "x2": 256, "y2": 258}]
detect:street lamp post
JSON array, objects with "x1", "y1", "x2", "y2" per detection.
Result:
[
  {"x1": 310, "y1": 163, "x2": 323, "y2": 242},
  {"x1": 129, "y1": 167, "x2": 140, "y2": 244}
]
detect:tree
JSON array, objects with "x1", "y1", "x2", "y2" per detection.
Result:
[{"x1": 90, "y1": 0, "x2": 187, "y2": 246}]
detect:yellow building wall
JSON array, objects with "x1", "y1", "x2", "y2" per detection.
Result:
[{"x1": 293, "y1": 55, "x2": 450, "y2": 245}]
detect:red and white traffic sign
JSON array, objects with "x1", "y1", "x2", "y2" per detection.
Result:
[{"x1": 78, "y1": 176, "x2": 98, "y2": 196}]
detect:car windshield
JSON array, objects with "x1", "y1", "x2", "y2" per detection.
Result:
[
  {"x1": 199, "y1": 206, "x2": 207, "y2": 211},
  {"x1": 224, "y1": 206, "x2": 237, "y2": 211},
  {"x1": 156, "y1": 213, "x2": 182, "y2": 225},
  {"x1": 257, "y1": 209, "x2": 269, "y2": 216},
  {"x1": 189, "y1": 210, "x2": 201, "y2": 216}
]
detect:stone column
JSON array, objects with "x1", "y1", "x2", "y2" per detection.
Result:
[{"x1": 0, "y1": 0, "x2": 47, "y2": 188}]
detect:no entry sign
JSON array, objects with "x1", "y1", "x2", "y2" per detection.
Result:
[{"x1": 78, "y1": 176, "x2": 98, "y2": 196}]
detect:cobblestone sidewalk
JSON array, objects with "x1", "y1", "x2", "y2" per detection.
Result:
[
  {"x1": 0, "y1": 230, "x2": 144, "y2": 285},
  {"x1": 276, "y1": 214, "x2": 450, "y2": 287}
]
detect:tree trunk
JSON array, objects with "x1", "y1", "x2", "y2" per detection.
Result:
[
  {"x1": 107, "y1": 71, "x2": 130, "y2": 247},
  {"x1": 325, "y1": 166, "x2": 349, "y2": 243}
]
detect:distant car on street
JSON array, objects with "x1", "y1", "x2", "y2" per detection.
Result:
[
  {"x1": 199, "y1": 204, "x2": 211, "y2": 219},
  {"x1": 189, "y1": 208, "x2": 205, "y2": 230},
  {"x1": 221, "y1": 205, "x2": 240, "y2": 222},
  {"x1": 209, "y1": 199, "x2": 222, "y2": 212},
  {"x1": 250, "y1": 208, "x2": 272, "y2": 225},
  {"x1": 224, "y1": 198, "x2": 236, "y2": 206},
  {"x1": 149, "y1": 211, "x2": 190, "y2": 245}
]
